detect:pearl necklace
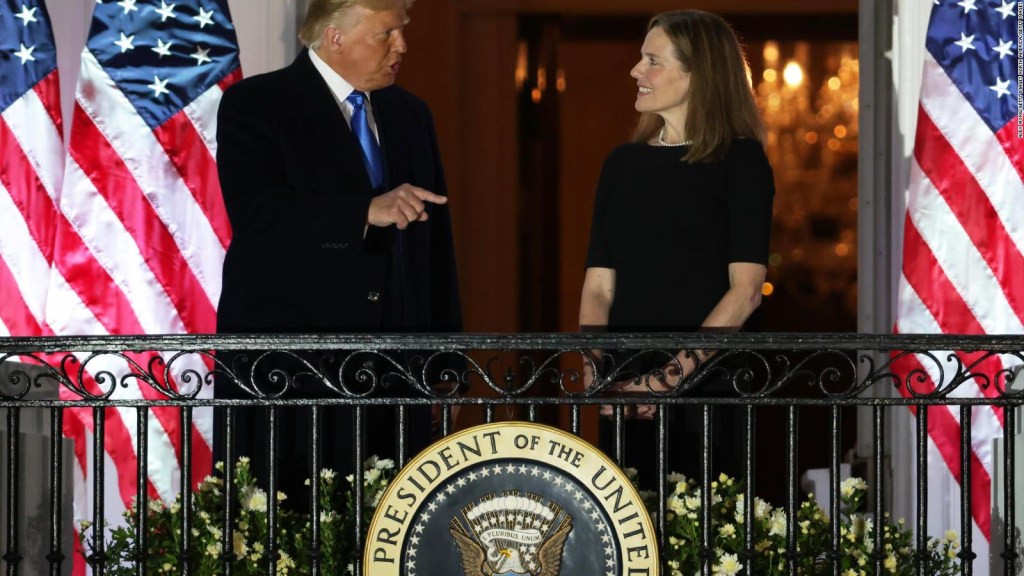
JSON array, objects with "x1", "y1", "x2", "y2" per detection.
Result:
[{"x1": 658, "y1": 127, "x2": 692, "y2": 147}]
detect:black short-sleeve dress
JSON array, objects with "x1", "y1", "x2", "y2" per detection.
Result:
[{"x1": 585, "y1": 138, "x2": 775, "y2": 482}]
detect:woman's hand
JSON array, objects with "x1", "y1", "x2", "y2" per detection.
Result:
[{"x1": 599, "y1": 350, "x2": 705, "y2": 420}]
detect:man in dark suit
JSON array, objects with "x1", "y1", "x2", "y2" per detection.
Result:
[{"x1": 214, "y1": 0, "x2": 460, "y2": 506}]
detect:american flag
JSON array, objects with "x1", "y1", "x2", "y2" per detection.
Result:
[
  {"x1": 0, "y1": 0, "x2": 62, "y2": 339},
  {"x1": 894, "y1": 0, "x2": 1021, "y2": 568},
  {"x1": 39, "y1": 0, "x2": 241, "y2": 569}
]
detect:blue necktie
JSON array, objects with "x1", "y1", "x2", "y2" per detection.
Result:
[{"x1": 346, "y1": 91, "x2": 383, "y2": 189}]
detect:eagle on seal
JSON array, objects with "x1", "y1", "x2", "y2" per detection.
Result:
[{"x1": 449, "y1": 516, "x2": 572, "y2": 576}]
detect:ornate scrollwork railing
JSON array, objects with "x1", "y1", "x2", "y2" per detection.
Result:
[
  {"x1": 2, "y1": 333, "x2": 1024, "y2": 575},
  {"x1": 1, "y1": 333, "x2": 1022, "y2": 404}
]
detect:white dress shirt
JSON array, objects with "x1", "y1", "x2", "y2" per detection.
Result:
[{"x1": 308, "y1": 49, "x2": 380, "y2": 144}]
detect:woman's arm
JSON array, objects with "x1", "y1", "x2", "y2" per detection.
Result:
[
  {"x1": 700, "y1": 262, "x2": 766, "y2": 328},
  {"x1": 616, "y1": 262, "x2": 766, "y2": 397},
  {"x1": 681, "y1": 261, "x2": 766, "y2": 365},
  {"x1": 579, "y1": 267, "x2": 616, "y2": 328},
  {"x1": 579, "y1": 267, "x2": 616, "y2": 387}
]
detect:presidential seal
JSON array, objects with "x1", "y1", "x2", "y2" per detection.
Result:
[{"x1": 364, "y1": 422, "x2": 658, "y2": 576}]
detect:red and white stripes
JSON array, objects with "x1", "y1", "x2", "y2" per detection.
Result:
[
  {"x1": 895, "y1": 51, "x2": 1024, "y2": 557},
  {"x1": 0, "y1": 68, "x2": 62, "y2": 338},
  {"x1": 43, "y1": 46, "x2": 236, "y2": 532}
]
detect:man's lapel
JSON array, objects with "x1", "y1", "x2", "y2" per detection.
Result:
[
  {"x1": 371, "y1": 88, "x2": 409, "y2": 192},
  {"x1": 291, "y1": 51, "x2": 376, "y2": 193}
]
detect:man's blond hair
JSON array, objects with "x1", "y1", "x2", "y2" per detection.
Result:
[{"x1": 299, "y1": 0, "x2": 414, "y2": 49}]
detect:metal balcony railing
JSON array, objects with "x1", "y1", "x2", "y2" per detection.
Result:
[{"x1": 1, "y1": 333, "x2": 1022, "y2": 575}]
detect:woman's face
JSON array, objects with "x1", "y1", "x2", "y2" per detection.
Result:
[{"x1": 630, "y1": 26, "x2": 691, "y2": 120}]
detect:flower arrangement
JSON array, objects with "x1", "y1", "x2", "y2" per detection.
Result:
[
  {"x1": 653, "y1": 471, "x2": 961, "y2": 576},
  {"x1": 80, "y1": 458, "x2": 961, "y2": 575},
  {"x1": 78, "y1": 456, "x2": 395, "y2": 575}
]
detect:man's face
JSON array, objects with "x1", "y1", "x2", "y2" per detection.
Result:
[{"x1": 320, "y1": 4, "x2": 409, "y2": 92}]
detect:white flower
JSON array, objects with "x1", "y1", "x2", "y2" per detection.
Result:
[
  {"x1": 840, "y1": 477, "x2": 867, "y2": 498},
  {"x1": 861, "y1": 517, "x2": 874, "y2": 545},
  {"x1": 365, "y1": 490, "x2": 384, "y2": 508},
  {"x1": 246, "y1": 488, "x2": 268, "y2": 512},
  {"x1": 768, "y1": 509, "x2": 787, "y2": 536},
  {"x1": 667, "y1": 496, "x2": 686, "y2": 515},
  {"x1": 374, "y1": 458, "x2": 395, "y2": 470},
  {"x1": 712, "y1": 552, "x2": 743, "y2": 576},
  {"x1": 365, "y1": 468, "x2": 381, "y2": 484},
  {"x1": 320, "y1": 469, "x2": 336, "y2": 481},
  {"x1": 232, "y1": 531, "x2": 248, "y2": 559},
  {"x1": 754, "y1": 497, "x2": 772, "y2": 520},
  {"x1": 277, "y1": 550, "x2": 296, "y2": 573}
]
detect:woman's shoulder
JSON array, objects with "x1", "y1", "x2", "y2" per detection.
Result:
[
  {"x1": 603, "y1": 142, "x2": 656, "y2": 166},
  {"x1": 725, "y1": 137, "x2": 769, "y2": 162}
]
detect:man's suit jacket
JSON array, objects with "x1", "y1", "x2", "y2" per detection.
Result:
[{"x1": 215, "y1": 51, "x2": 461, "y2": 334}]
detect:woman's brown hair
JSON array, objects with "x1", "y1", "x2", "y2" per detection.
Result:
[{"x1": 632, "y1": 10, "x2": 765, "y2": 162}]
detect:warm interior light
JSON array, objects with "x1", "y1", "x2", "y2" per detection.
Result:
[
  {"x1": 834, "y1": 125, "x2": 847, "y2": 138},
  {"x1": 782, "y1": 61, "x2": 804, "y2": 88},
  {"x1": 556, "y1": 68, "x2": 566, "y2": 92},
  {"x1": 763, "y1": 41, "x2": 779, "y2": 66},
  {"x1": 515, "y1": 42, "x2": 528, "y2": 90},
  {"x1": 761, "y1": 282, "x2": 775, "y2": 296},
  {"x1": 763, "y1": 69, "x2": 777, "y2": 82},
  {"x1": 537, "y1": 66, "x2": 547, "y2": 91},
  {"x1": 827, "y1": 76, "x2": 841, "y2": 90}
]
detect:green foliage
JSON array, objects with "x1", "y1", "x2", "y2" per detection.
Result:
[
  {"x1": 78, "y1": 456, "x2": 395, "y2": 575},
  {"x1": 81, "y1": 459, "x2": 962, "y2": 576},
  {"x1": 650, "y1": 472, "x2": 961, "y2": 576}
]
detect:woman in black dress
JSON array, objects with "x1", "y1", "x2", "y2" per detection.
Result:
[{"x1": 579, "y1": 10, "x2": 775, "y2": 484}]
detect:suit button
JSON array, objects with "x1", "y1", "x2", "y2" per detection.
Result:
[{"x1": 367, "y1": 291, "x2": 380, "y2": 303}]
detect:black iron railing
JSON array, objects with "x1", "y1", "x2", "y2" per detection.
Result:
[{"x1": 1, "y1": 333, "x2": 1022, "y2": 575}]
